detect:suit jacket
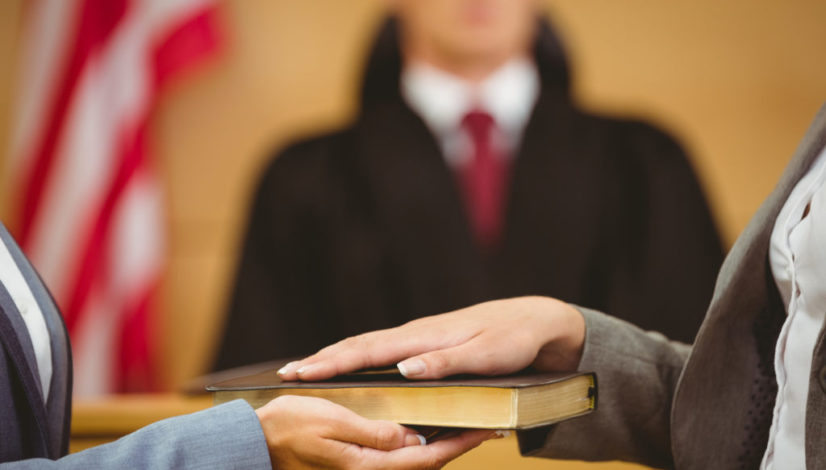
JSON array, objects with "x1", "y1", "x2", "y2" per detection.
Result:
[
  {"x1": 214, "y1": 18, "x2": 724, "y2": 370},
  {"x1": 0, "y1": 224, "x2": 271, "y2": 469},
  {"x1": 521, "y1": 104, "x2": 826, "y2": 469}
]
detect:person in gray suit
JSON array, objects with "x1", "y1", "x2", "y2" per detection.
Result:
[
  {"x1": 281, "y1": 105, "x2": 826, "y2": 469},
  {"x1": 0, "y1": 222, "x2": 492, "y2": 469}
]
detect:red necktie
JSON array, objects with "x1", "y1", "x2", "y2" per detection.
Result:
[{"x1": 459, "y1": 109, "x2": 509, "y2": 251}]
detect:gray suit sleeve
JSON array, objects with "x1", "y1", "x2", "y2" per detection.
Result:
[
  {"x1": 518, "y1": 307, "x2": 691, "y2": 469},
  {"x1": 1, "y1": 400, "x2": 271, "y2": 470}
]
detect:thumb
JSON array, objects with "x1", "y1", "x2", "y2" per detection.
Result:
[{"x1": 324, "y1": 406, "x2": 426, "y2": 451}]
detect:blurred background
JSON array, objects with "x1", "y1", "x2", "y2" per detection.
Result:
[
  {"x1": 3, "y1": 0, "x2": 826, "y2": 391},
  {"x1": 0, "y1": 0, "x2": 825, "y2": 465}
]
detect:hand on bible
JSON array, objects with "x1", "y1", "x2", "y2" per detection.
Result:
[
  {"x1": 278, "y1": 296, "x2": 585, "y2": 382},
  {"x1": 255, "y1": 395, "x2": 495, "y2": 470}
]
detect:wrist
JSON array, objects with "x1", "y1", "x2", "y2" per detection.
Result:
[
  {"x1": 527, "y1": 296, "x2": 585, "y2": 371},
  {"x1": 255, "y1": 398, "x2": 284, "y2": 452},
  {"x1": 556, "y1": 301, "x2": 586, "y2": 368}
]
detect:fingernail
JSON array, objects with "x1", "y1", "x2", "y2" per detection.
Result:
[
  {"x1": 277, "y1": 361, "x2": 298, "y2": 376},
  {"x1": 404, "y1": 434, "x2": 427, "y2": 446},
  {"x1": 397, "y1": 359, "x2": 426, "y2": 377},
  {"x1": 493, "y1": 430, "x2": 511, "y2": 439},
  {"x1": 296, "y1": 365, "x2": 313, "y2": 376}
]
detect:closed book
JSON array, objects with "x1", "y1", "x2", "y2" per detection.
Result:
[{"x1": 207, "y1": 363, "x2": 597, "y2": 430}]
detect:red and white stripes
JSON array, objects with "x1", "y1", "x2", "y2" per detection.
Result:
[{"x1": 9, "y1": 0, "x2": 219, "y2": 395}]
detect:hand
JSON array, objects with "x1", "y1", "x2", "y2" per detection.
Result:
[
  {"x1": 256, "y1": 395, "x2": 495, "y2": 469},
  {"x1": 278, "y1": 296, "x2": 585, "y2": 382}
]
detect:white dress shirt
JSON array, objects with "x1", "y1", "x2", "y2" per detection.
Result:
[
  {"x1": 0, "y1": 235, "x2": 52, "y2": 401},
  {"x1": 400, "y1": 57, "x2": 540, "y2": 167},
  {"x1": 763, "y1": 145, "x2": 826, "y2": 468}
]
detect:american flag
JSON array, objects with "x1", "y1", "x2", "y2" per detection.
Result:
[{"x1": 8, "y1": 0, "x2": 220, "y2": 396}]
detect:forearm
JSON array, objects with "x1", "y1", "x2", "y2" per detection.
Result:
[{"x1": 1, "y1": 400, "x2": 271, "y2": 470}]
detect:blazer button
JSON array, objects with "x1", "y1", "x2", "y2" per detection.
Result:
[{"x1": 820, "y1": 365, "x2": 826, "y2": 393}]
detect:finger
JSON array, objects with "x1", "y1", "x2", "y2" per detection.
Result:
[
  {"x1": 260, "y1": 395, "x2": 424, "y2": 450},
  {"x1": 358, "y1": 429, "x2": 496, "y2": 470},
  {"x1": 334, "y1": 417, "x2": 425, "y2": 451},
  {"x1": 278, "y1": 332, "x2": 401, "y2": 381},
  {"x1": 283, "y1": 324, "x2": 466, "y2": 381},
  {"x1": 317, "y1": 399, "x2": 426, "y2": 451},
  {"x1": 275, "y1": 360, "x2": 301, "y2": 377},
  {"x1": 396, "y1": 335, "x2": 522, "y2": 380}
]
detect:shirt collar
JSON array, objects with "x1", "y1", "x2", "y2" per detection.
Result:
[{"x1": 400, "y1": 57, "x2": 540, "y2": 140}]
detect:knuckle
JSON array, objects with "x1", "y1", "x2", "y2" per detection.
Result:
[
  {"x1": 427, "y1": 352, "x2": 451, "y2": 372},
  {"x1": 373, "y1": 423, "x2": 400, "y2": 448},
  {"x1": 339, "y1": 335, "x2": 361, "y2": 349},
  {"x1": 345, "y1": 334, "x2": 373, "y2": 353}
]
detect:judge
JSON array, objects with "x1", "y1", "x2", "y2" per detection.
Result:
[{"x1": 215, "y1": 0, "x2": 723, "y2": 370}]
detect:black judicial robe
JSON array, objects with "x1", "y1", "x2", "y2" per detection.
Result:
[{"x1": 213, "y1": 18, "x2": 724, "y2": 370}]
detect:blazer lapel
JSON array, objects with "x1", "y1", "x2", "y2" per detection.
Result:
[
  {"x1": 672, "y1": 104, "x2": 826, "y2": 468},
  {"x1": 0, "y1": 285, "x2": 50, "y2": 458},
  {"x1": 0, "y1": 224, "x2": 72, "y2": 458},
  {"x1": 0, "y1": 281, "x2": 43, "y2": 400}
]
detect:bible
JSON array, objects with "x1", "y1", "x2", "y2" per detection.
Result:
[{"x1": 207, "y1": 363, "x2": 596, "y2": 430}]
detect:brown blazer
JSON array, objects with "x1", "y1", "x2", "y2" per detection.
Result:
[{"x1": 521, "y1": 104, "x2": 826, "y2": 469}]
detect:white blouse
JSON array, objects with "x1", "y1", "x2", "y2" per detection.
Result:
[{"x1": 763, "y1": 145, "x2": 826, "y2": 469}]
